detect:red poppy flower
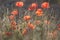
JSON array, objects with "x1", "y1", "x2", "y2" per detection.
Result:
[
  {"x1": 11, "y1": 9, "x2": 18, "y2": 16},
  {"x1": 22, "y1": 28, "x2": 27, "y2": 35},
  {"x1": 10, "y1": 21, "x2": 17, "y2": 30},
  {"x1": 5, "y1": 32, "x2": 12, "y2": 36},
  {"x1": 41, "y1": 2, "x2": 50, "y2": 8},
  {"x1": 36, "y1": 9, "x2": 43, "y2": 16},
  {"x1": 31, "y1": 3, "x2": 38, "y2": 8},
  {"x1": 28, "y1": 3, "x2": 38, "y2": 10},
  {"x1": 28, "y1": 6, "x2": 35, "y2": 11},
  {"x1": 23, "y1": 15, "x2": 31, "y2": 21},
  {"x1": 27, "y1": 22, "x2": 35, "y2": 30},
  {"x1": 16, "y1": 1, "x2": 24, "y2": 7},
  {"x1": 10, "y1": 21, "x2": 17, "y2": 27}
]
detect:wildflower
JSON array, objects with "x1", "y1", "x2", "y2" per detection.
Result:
[
  {"x1": 10, "y1": 21, "x2": 17, "y2": 30},
  {"x1": 27, "y1": 22, "x2": 35, "y2": 30},
  {"x1": 11, "y1": 21, "x2": 16, "y2": 26},
  {"x1": 16, "y1": 1, "x2": 24, "y2": 7},
  {"x1": 31, "y1": 3, "x2": 38, "y2": 8},
  {"x1": 41, "y1": 2, "x2": 50, "y2": 8},
  {"x1": 22, "y1": 28, "x2": 27, "y2": 35},
  {"x1": 28, "y1": 3, "x2": 38, "y2": 10},
  {"x1": 28, "y1": 6, "x2": 35, "y2": 10},
  {"x1": 10, "y1": 21, "x2": 17, "y2": 27},
  {"x1": 36, "y1": 9, "x2": 43, "y2": 16},
  {"x1": 23, "y1": 15, "x2": 31, "y2": 21},
  {"x1": 11, "y1": 9, "x2": 18, "y2": 16},
  {"x1": 9, "y1": 15, "x2": 15, "y2": 20},
  {"x1": 5, "y1": 32, "x2": 12, "y2": 36}
]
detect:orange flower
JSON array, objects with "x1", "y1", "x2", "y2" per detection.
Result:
[
  {"x1": 22, "y1": 28, "x2": 27, "y2": 35},
  {"x1": 31, "y1": 3, "x2": 38, "y2": 8},
  {"x1": 11, "y1": 9, "x2": 18, "y2": 16},
  {"x1": 23, "y1": 15, "x2": 31, "y2": 21},
  {"x1": 41, "y1": 2, "x2": 50, "y2": 8},
  {"x1": 27, "y1": 22, "x2": 35, "y2": 30},
  {"x1": 28, "y1": 3, "x2": 38, "y2": 10},
  {"x1": 36, "y1": 9, "x2": 43, "y2": 16},
  {"x1": 5, "y1": 32, "x2": 12, "y2": 36},
  {"x1": 9, "y1": 15, "x2": 15, "y2": 20},
  {"x1": 10, "y1": 21, "x2": 17, "y2": 27},
  {"x1": 44, "y1": 20, "x2": 50, "y2": 24},
  {"x1": 28, "y1": 6, "x2": 35, "y2": 11},
  {"x1": 16, "y1": 1, "x2": 24, "y2": 7},
  {"x1": 10, "y1": 21, "x2": 17, "y2": 30}
]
